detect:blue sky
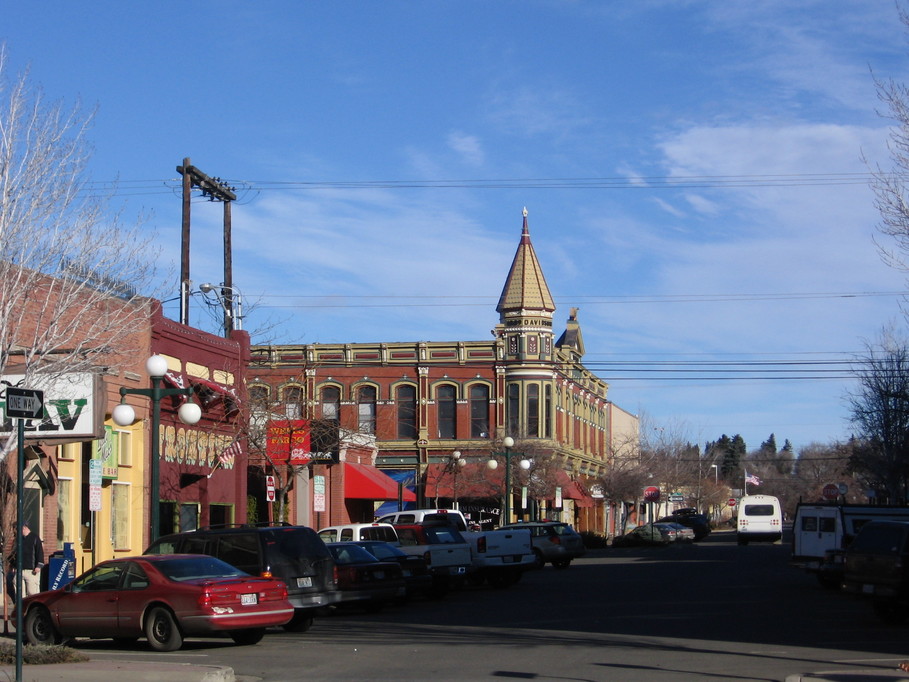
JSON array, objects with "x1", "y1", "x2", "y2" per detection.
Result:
[{"x1": 5, "y1": 1, "x2": 909, "y2": 454}]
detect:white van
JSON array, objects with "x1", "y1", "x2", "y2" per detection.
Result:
[
  {"x1": 317, "y1": 522, "x2": 398, "y2": 544},
  {"x1": 737, "y1": 494, "x2": 783, "y2": 545}
]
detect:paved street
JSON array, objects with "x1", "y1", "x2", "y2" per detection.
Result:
[{"x1": 56, "y1": 529, "x2": 909, "y2": 681}]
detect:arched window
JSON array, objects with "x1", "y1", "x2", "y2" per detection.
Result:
[
  {"x1": 248, "y1": 386, "x2": 269, "y2": 414},
  {"x1": 357, "y1": 385, "x2": 377, "y2": 434},
  {"x1": 437, "y1": 385, "x2": 457, "y2": 439},
  {"x1": 396, "y1": 385, "x2": 417, "y2": 439},
  {"x1": 283, "y1": 386, "x2": 303, "y2": 419},
  {"x1": 321, "y1": 386, "x2": 340, "y2": 423},
  {"x1": 469, "y1": 385, "x2": 489, "y2": 438},
  {"x1": 527, "y1": 384, "x2": 539, "y2": 437}
]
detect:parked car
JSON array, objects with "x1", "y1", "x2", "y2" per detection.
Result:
[
  {"x1": 377, "y1": 508, "x2": 470, "y2": 531},
  {"x1": 20, "y1": 554, "x2": 293, "y2": 651},
  {"x1": 318, "y1": 523, "x2": 399, "y2": 544},
  {"x1": 652, "y1": 523, "x2": 680, "y2": 543},
  {"x1": 393, "y1": 523, "x2": 472, "y2": 596},
  {"x1": 145, "y1": 524, "x2": 337, "y2": 633},
  {"x1": 325, "y1": 542, "x2": 406, "y2": 610},
  {"x1": 842, "y1": 520, "x2": 909, "y2": 623},
  {"x1": 350, "y1": 540, "x2": 434, "y2": 599},
  {"x1": 498, "y1": 521, "x2": 586, "y2": 569},
  {"x1": 661, "y1": 511, "x2": 712, "y2": 541},
  {"x1": 612, "y1": 524, "x2": 671, "y2": 547},
  {"x1": 657, "y1": 521, "x2": 695, "y2": 542}
]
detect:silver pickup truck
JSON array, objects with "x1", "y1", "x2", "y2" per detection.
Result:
[{"x1": 462, "y1": 527, "x2": 536, "y2": 587}]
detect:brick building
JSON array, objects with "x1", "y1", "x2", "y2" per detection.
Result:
[{"x1": 248, "y1": 210, "x2": 639, "y2": 534}]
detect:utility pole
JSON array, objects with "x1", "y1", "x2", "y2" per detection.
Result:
[{"x1": 176, "y1": 158, "x2": 237, "y2": 326}]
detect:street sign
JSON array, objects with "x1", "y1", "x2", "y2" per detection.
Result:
[
  {"x1": 822, "y1": 483, "x2": 839, "y2": 500},
  {"x1": 4, "y1": 387, "x2": 44, "y2": 419},
  {"x1": 644, "y1": 486, "x2": 660, "y2": 502},
  {"x1": 728, "y1": 497, "x2": 737, "y2": 507}
]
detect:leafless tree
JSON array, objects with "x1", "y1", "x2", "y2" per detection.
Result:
[{"x1": 0, "y1": 46, "x2": 160, "y2": 460}]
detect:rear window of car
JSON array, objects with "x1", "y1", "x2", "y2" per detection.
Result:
[
  {"x1": 361, "y1": 526, "x2": 397, "y2": 542},
  {"x1": 850, "y1": 524, "x2": 908, "y2": 554},
  {"x1": 743, "y1": 504, "x2": 776, "y2": 516},
  {"x1": 155, "y1": 556, "x2": 247, "y2": 581},
  {"x1": 424, "y1": 526, "x2": 464, "y2": 544}
]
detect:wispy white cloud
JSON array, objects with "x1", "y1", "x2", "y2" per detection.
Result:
[{"x1": 447, "y1": 131, "x2": 485, "y2": 166}]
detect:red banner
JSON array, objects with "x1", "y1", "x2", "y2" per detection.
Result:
[{"x1": 266, "y1": 420, "x2": 312, "y2": 465}]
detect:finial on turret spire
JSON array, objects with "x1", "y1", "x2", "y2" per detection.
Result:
[{"x1": 522, "y1": 207, "x2": 528, "y2": 218}]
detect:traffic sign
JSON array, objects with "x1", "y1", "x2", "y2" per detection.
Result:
[
  {"x1": 644, "y1": 486, "x2": 660, "y2": 502},
  {"x1": 728, "y1": 497, "x2": 737, "y2": 507},
  {"x1": 822, "y1": 483, "x2": 839, "y2": 500},
  {"x1": 4, "y1": 387, "x2": 44, "y2": 419}
]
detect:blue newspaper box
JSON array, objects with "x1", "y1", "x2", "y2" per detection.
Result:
[{"x1": 47, "y1": 542, "x2": 76, "y2": 590}]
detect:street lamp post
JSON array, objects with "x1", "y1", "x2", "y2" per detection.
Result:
[
  {"x1": 710, "y1": 464, "x2": 718, "y2": 484},
  {"x1": 112, "y1": 355, "x2": 202, "y2": 542},
  {"x1": 450, "y1": 451, "x2": 466, "y2": 509},
  {"x1": 487, "y1": 437, "x2": 530, "y2": 524}
]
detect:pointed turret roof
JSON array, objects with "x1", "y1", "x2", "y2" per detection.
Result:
[{"x1": 496, "y1": 208, "x2": 556, "y2": 314}]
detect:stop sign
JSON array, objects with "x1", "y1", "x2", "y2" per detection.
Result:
[
  {"x1": 728, "y1": 497, "x2": 737, "y2": 507},
  {"x1": 644, "y1": 486, "x2": 660, "y2": 502},
  {"x1": 822, "y1": 483, "x2": 839, "y2": 500}
]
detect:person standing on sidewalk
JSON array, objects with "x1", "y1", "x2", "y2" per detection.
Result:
[{"x1": 19, "y1": 524, "x2": 44, "y2": 597}]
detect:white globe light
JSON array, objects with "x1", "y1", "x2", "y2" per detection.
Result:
[
  {"x1": 112, "y1": 403, "x2": 136, "y2": 427},
  {"x1": 487, "y1": 459, "x2": 499, "y2": 470},
  {"x1": 178, "y1": 401, "x2": 202, "y2": 425},
  {"x1": 503, "y1": 436, "x2": 515, "y2": 448},
  {"x1": 519, "y1": 459, "x2": 531, "y2": 470},
  {"x1": 146, "y1": 355, "x2": 169, "y2": 378},
  {"x1": 452, "y1": 451, "x2": 461, "y2": 460},
  {"x1": 458, "y1": 458, "x2": 467, "y2": 468}
]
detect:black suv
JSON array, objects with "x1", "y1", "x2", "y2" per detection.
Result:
[
  {"x1": 843, "y1": 520, "x2": 909, "y2": 624},
  {"x1": 145, "y1": 525, "x2": 338, "y2": 632}
]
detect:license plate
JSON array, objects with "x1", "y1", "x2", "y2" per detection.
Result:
[
  {"x1": 862, "y1": 584, "x2": 875, "y2": 594},
  {"x1": 297, "y1": 577, "x2": 313, "y2": 588},
  {"x1": 402, "y1": 569, "x2": 412, "y2": 577},
  {"x1": 240, "y1": 593, "x2": 258, "y2": 605},
  {"x1": 375, "y1": 571, "x2": 385, "y2": 579},
  {"x1": 502, "y1": 556, "x2": 516, "y2": 563}
]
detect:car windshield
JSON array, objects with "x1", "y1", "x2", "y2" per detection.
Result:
[
  {"x1": 328, "y1": 544, "x2": 379, "y2": 564},
  {"x1": 424, "y1": 526, "x2": 464, "y2": 544},
  {"x1": 265, "y1": 527, "x2": 332, "y2": 575},
  {"x1": 551, "y1": 524, "x2": 575, "y2": 536},
  {"x1": 155, "y1": 556, "x2": 248, "y2": 581}
]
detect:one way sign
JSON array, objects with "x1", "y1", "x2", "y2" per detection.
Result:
[{"x1": 4, "y1": 387, "x2": 44, "y2": 419}]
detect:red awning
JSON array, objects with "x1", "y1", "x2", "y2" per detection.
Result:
[
  {"x1": 191, "y1": 376, "x2": 238, "y2": 400},
  {"x1": 344, "y1": 463, "x2": 416, "y2": 501}
]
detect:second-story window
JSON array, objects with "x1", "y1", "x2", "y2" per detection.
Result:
[
  {"x1": 527, "y1": 384, "x2": 539, "y2": 437},
  {"x1": 470, "y1": 384, "x2": 489, "y2": 438},
  {"x1": 396, "y1": 385, "x2": 417, "y2": 439},
  {"x1": 507, "y1": 383, "x2": 520, "y2": 437},
  {"x1": 321, "y1": 386, "x2": 340, "y2": 423},
  {"x1": 437, "y1": 385, "x2": 457, "y2": 439},
  {"x1": 284, "y1": 386, "x2": 302, "y2": 419},
  {"x1": 357, "y1": 385, "x2": 377, "y2": 434}
]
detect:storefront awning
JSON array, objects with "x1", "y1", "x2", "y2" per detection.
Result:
[{"x1": 344, "y1": 463, "x2": 417, "y2": 501}]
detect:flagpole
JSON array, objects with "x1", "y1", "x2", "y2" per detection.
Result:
[{"x1": 207, "y1": 458, "x2": 223, "y2": 479}]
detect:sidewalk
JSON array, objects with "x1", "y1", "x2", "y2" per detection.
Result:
[{"x1": 0, "y1": 659, "x2": 236, "y2": 681}]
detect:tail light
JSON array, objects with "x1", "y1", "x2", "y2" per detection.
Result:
[
  {"x1": 549, "y1": 535, "x2": 561, "y2": 545},
  {"x1": 423, "y1": 550, "x2": 432, "y2": 566},
  {"x1": 476, "y1": 536, "x2": 487, "y2": 553},
  {"x1": 260, "y1": 570, "x2": 273, "y2": 578}
]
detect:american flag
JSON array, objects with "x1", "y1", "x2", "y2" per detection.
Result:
[
  {"x1": 219, "y1": 441, "x2": 242, "y2": 466},
  {"x1": 745, "y1": 471, "x2": 761, "y2": 486}
]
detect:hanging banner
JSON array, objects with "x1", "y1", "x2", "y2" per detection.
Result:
[{"x1": 266, "y1": 419, "x2": 312, "y2": 465}]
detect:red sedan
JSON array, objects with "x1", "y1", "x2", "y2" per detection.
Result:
[{"x1": 20, "y1": 554, "x2": 293, "y2": 651}]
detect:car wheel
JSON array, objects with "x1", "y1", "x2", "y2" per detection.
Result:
[
  {"x1": 283, "y1": 610, "x2": 314, "y2": 633},
  {"x1": 144, "y1": 606, "x2": 183, "y2": 652},
  {"x1": 532, "y1": 549, "x2": 545, "y2": 569},
  {"x1": 24, "y1": 606, "x2": 61, "y2": 646},
  {"x1": 873, "y1": 599, "x2": 909, "y2": 625},
  {"x1": 552, "y1": 559, "x2": 572, "y2": 570},
  {"x1": 229, "y1": 628, "x2": 265, "y2": 646}
]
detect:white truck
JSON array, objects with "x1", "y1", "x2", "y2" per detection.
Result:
[
  {"x1": 380, "y1": 508, "x2": 536, "y2": 587},
  {"x1": 791, "y1": 502, "x2": 909, "y2": 587}
]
